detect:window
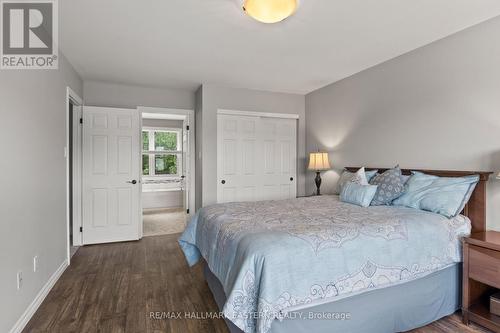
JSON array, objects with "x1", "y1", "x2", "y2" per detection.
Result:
[{"x1": 142, "y1": 128, "x2": 182, "y2": 177}]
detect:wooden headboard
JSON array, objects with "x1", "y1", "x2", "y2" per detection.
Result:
[{"x1": 345, "y1": 167, "x2": 493, "y2": 233}]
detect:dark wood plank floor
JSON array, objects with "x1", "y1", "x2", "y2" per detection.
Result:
[{"x1": 24, "y1": 234, "x2": 491, "y2": 333}]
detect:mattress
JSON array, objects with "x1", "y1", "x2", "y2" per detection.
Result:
[{"x1": 179, "y1": 195, "x2": 470, "y2": 333}]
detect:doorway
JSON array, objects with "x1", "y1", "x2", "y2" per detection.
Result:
[
  {"x1": 75, "y1": 106, "x2": 195, "y2": 245},
  {"x1": 140, "y1": 108, "x2": 195, "y2": 237}
]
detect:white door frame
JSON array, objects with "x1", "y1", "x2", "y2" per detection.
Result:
[
  {"x1": 138, "y1": 107, "x2": 196, "y2": 223},
  {"x1": 65, "y1": 87, "x2": 83, "y2": 264},
  {"x1": 217, "y1": 109, "x2": 299, "y2": 119}
]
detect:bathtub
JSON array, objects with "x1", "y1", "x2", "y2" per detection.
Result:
[{"x1": 142, "y1": 178, "x2": 184, "y2": 209}]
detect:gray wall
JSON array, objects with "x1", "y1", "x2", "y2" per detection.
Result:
[
  {"x1": 0, "y1": 55, "x2": 83, "y2": 332},
  {"x1": 198, "y1": 84, "x2": 306, "y2": 207},
  {"x1": 83, "y1": 80, "x2": 195, "y2": 110},
  {"x1": 195, "y1": 86, "x2": 203, "y2": 210},
  {"x1": 142, "y1": 119, "x2": 183, "y2": 128},
  {"x1": 306, "y1": 16, "x2": 500, "y2": 230}
]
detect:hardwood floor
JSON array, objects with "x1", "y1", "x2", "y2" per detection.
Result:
[{"x1": 24, "y1": 234, "x2": 491, "y2": 333}]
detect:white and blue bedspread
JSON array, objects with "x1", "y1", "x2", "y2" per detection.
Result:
[{"x1": 179, "y1": 195, "x2": 470, "y2": 333}]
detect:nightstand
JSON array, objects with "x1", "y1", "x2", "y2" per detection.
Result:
[{"x1": 463, "y1": 231, "x2": 500, "y2": 332}]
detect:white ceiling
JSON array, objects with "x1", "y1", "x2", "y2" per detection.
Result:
[{"x1": 60, "y1": 0, "x2": 500, "y2": 94}]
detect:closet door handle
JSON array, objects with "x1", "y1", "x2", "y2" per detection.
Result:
[
  {"x1": 127, "y1": 180, "x2": 137, "y2": 184},
  {"x1": 290, "y1": 177, "x2": 294, "y2": 181},
  {"x1": 221, "y1": 180, "x2": 226, "y2": 185}
]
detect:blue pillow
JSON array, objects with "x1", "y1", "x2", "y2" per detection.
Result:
[
  {"x1": 340, "y1": 182, "x2": 378, "y2": 208},
  {"x1": 392, "y1": 172, "x2": 479, "y2": 217},
  {"x1": 366, "y1": 170, "x2": 378, "y2": 182},
  {"x1": 401, "y1": 174, "x2": 411, "y2": 184}
]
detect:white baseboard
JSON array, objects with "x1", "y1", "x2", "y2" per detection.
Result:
[{"x1": 9, "y1": 260, "x2": 69, "y2": 333}]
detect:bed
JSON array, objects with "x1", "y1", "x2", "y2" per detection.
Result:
[{"x1": 179, "y1": 168, "x2": 492, "y2": 333}]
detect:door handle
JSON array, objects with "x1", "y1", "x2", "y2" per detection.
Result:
[
  {"x1": 290, "y1": 177, "x2": 294, "y2": 181},
  {"x1": 221, "y1": 180, "x2": 226, "y2": 184},
  {"x1": 127, "y1": 180, "x2": 137, "y2": 184}
]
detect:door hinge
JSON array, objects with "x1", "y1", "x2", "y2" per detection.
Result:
[
  {"x1": 186, "y1": 209, "x2": 190, "y2": 214},
  {"x1": 79, "y1": 227, "x2": 83, "y2": 232},
  {"x1": 79, "y1": 118, "x2": 83, "y2": 124},
  {"x1": 186, "y1": 125, "x2": 190, "y2": 131}
]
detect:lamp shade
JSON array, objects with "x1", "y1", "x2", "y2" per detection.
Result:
[
  {"x1": 243, "y1": 0, "x2": 298, "y2": 24},
  {"x1": 308, "y1": 152, "x2": 331, "y2": 171}
]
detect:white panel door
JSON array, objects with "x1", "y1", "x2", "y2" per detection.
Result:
[
  {"x1": 82, "y1": 107, "x2": 141, "y2": 244},
  {"x1": 217, "y1": 114, "x2": 296, "y2": 203},
  {"x1": 260, "y1": 117, "x2": 297, "y2": 200},
  {"x1": 217, "y1": 115, "x2": 260, "y2": 203}
]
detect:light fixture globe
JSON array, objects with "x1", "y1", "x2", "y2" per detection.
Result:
[{"x1": 243, "y1": 0, "x2": 298, "y2": 24}]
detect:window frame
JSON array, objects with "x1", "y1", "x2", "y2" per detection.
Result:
[{"x1": 142, "y1": 127, "x2": 183, "y2": 178}]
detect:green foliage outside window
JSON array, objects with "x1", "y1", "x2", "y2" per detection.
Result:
[
  {"x1": 142, "y1": 154, "x2": 149, "y2": 175},
  {"x1": 155, "y1": 131, "x2": 177, "y2": 151},
  {"x1": 142, "y1": 130, "x2": 179, "y2": 176},
  {"x1": 155, "y1": 155, "x2": 177, "y2": 175},
  {"x1": 142, "y1": 131, "x2": 149, "y2": 151}
]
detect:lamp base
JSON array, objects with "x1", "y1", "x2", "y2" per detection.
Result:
[{"x1": 315, "y1": 171, "x2": 322, "y2": 196}]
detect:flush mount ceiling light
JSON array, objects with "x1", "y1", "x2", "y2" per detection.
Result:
[{"x1": 243, "y1": 0, "x2": 298, "y2": 24}]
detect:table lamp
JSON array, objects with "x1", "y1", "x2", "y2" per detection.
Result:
[{"x1": 308, "y1": 152, "x2": 331, "y2": 195}]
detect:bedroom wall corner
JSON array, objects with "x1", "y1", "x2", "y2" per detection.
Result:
[
  {"x1": 305, "y1": 15, "x2": 500, "y2": 231},
  {"x1": 195, "y1": 85, "x2": 204, "y2": 211}
]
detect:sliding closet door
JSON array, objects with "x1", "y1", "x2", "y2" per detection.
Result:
[
  {"x1": 82, "y1": 106, "x2": 141, "y2": 244},
  {"x1": 217, "y1": 115, "x2": 260, "y2": 203},
  {"x1": 260, "y1": 117, "x2": 297, "y2": 200},
  {"x1": 217, "y1": 114, "x2": 297, "y2": 203}
]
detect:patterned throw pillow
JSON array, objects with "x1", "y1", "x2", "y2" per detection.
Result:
[
  {"x1": 369, "y1": 167, "x2": 405, "y2": 206},
  {"x1": 351, "y1": 167, "x2": 369, "y2": 185}
]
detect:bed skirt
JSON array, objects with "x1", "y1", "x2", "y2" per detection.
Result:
[{"x1": 204, "y1": 262, "x2": 462, "y2": 333}]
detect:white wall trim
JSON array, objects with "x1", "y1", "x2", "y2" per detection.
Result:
[
  {"x1": 138, "y1": 107, "x2": 193, "y2": 117},
  {"x1": 142, "y1": 112, "x2": 186, "y2": 120},
  {"x1": 71, "y1": 104, "x2": 83, "y2": 248},
  {"x1": 217, "y1": 109, "x2": 300, "y2": 119},
  {"x1": 66, "y1": 87, "x2": 83, "y2": 264},
  {"x1": 142, "y1": 126, "x2": 182, "y2": 132},
  {"x1": 67, "y1": 86, "x2": 83, "y2": 105},
  {"x1": 9, "y1": 260, "x2": 68, "y2": 333}
]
